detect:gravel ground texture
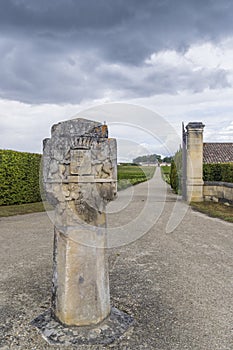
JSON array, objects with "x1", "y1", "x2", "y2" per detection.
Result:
[{"x1": 0, "y1": 169, "x2": 233, "y2": 350}]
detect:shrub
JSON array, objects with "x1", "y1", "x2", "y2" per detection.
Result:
[
  {"x1": 169, "y1": 149, "x2": 182, "y2": 194},
  {"x1": 0, "y1": 150, "x2": 42, "y2": 205},
  {"x1": 170, "y1": 160, "x2": 179, "y2": 193},
  {"x1": 203, "y1": 163, "x2": 233, "y2": 183}
]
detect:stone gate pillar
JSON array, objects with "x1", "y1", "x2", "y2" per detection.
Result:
[
  {"x1": 186, "y1": 122, "x2": 205, "y2": 202},
  {"x1": 43, "y1": 118, "x2": 117, "y2": 326}
]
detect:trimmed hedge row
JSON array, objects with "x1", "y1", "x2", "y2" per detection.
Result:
[
  {"x1": 203, "y1": 163, "x2": 233, "y2": 183},
  {"x1": 170, "y1": 160, "x2": 178, "y2": 193},
  {"x1": 0, "y1": 150, "x2": 42, "y2": 205},
  {"x1": 170, "y1": 149, "x2": 182, "y2": 194}
]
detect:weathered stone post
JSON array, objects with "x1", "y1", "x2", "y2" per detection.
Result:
[
  {"x1": 186, "y1": 122, "x2": 205, "y2": 202},
  {"x1": 43, "y1": 118, "x2": 117, "y2": 326}
]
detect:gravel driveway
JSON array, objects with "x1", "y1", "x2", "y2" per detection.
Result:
[{"x1": 0, "y1": 169, "x2": 233, "y2": 349}]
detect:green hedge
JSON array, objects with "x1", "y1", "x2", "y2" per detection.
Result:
[
  {"x1": 0, "y1": 150, "x2": 42, "y2": 205},
  {"x1": 203, "y1": 163, "x2": 233, "y2": 183},
  {"x1": 169, "y1": 149, "x2": 182, "y2": 194},
  {"x1": 170, "y1": 160, "x2": 178, "y2": 193}
]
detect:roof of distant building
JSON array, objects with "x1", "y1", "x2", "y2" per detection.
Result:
[{"x1": 203, "y1": 143, "x2": 233, "y2": 164}]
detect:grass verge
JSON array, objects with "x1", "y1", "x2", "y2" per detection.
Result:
[
  {"x1": 160, "y1": 165, "x2": 170, "y2": 184},
  {"x1": 117, "y1": 165, "x2": 156, "y2": 191},
  {"x1": 0, "y1": 202, "x2": 46, "y2": 217},
  {"x1": 191, "y1": 201, "x2": 233, "y2": 223}
]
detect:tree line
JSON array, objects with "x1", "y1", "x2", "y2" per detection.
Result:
[{"x1": 133, "y1": 154, "x2": 173, "y2": 164}]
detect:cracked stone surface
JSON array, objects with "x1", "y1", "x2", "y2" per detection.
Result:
[{"x1": 31, "y1": 307, "x2": 134, "y2": 346}]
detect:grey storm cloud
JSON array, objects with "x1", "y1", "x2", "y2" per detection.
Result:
[{"x1": 0, "y1": 0, "x2": 233, "y2": 104}]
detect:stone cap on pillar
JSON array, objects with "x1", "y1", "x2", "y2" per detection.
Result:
[{"x1": 186, "y1": 122, "x2": 205, "y2": 132}]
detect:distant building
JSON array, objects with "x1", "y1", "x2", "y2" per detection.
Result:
[
  {"x1": 139, "y1": 162, "x2": 157, "y2": 166},
  {"x1": 159, "y1": 162, "x2": 171, "y2": 167}
]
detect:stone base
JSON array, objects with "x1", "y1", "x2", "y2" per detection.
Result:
[
  {"x1": 186, "y1": 184, "x2": 204, "y2": 203},
  {"x1": 31, "y1": 307, "x2": 134, "y2": 346}
]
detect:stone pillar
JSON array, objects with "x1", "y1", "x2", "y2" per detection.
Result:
[
  {"x1": 43, "y1": 118, "x2": 117, "y2": 326},
  {"x1": 186, "y1": 122, "x2": 205, "y2": 202}
]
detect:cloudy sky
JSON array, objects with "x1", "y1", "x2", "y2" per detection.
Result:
[{"x1": 0, "y1": 0, "x2": 233, "y2": 160}]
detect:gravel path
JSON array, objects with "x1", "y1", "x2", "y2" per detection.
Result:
[{"x1": 0, "y1": 169, "x2": 233, "y2": 349}]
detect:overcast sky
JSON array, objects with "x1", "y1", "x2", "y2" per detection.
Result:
[{"x1": 0, "y1": 0, "x2": 233, "y2": 160}]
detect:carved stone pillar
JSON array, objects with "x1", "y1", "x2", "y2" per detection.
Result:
[{"x1": 43, "y1": 118, "x2": 117, "y2": 326}]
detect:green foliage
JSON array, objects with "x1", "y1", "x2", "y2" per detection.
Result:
[
  {"x1": 117, "y1": 165, "x2": 155, "y2": 190},
  {"x1": 203, "y1": 163, "x2": 233, "y2": 183},
  {"x1": 160, "y1": 165, "x2": 171, "y2": 184},
  {"x1": 162, "y1": 156, "x2": 173, "y2": 163},
  {"x1": 169, "y1": 149, "x2": 182, "y2": 194},
  {"x1": 0, "y1": 150, "x2": 42, "y2": 205},
  {"x1": 133, "y1": 154, "x2": 161, "y2": 164},
  {"x1": 170, "y1": 160, "x2": 179, "y2": 193},
  {"x1": 174, "y1": 149, "x2": 182, "y2": 175}
]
